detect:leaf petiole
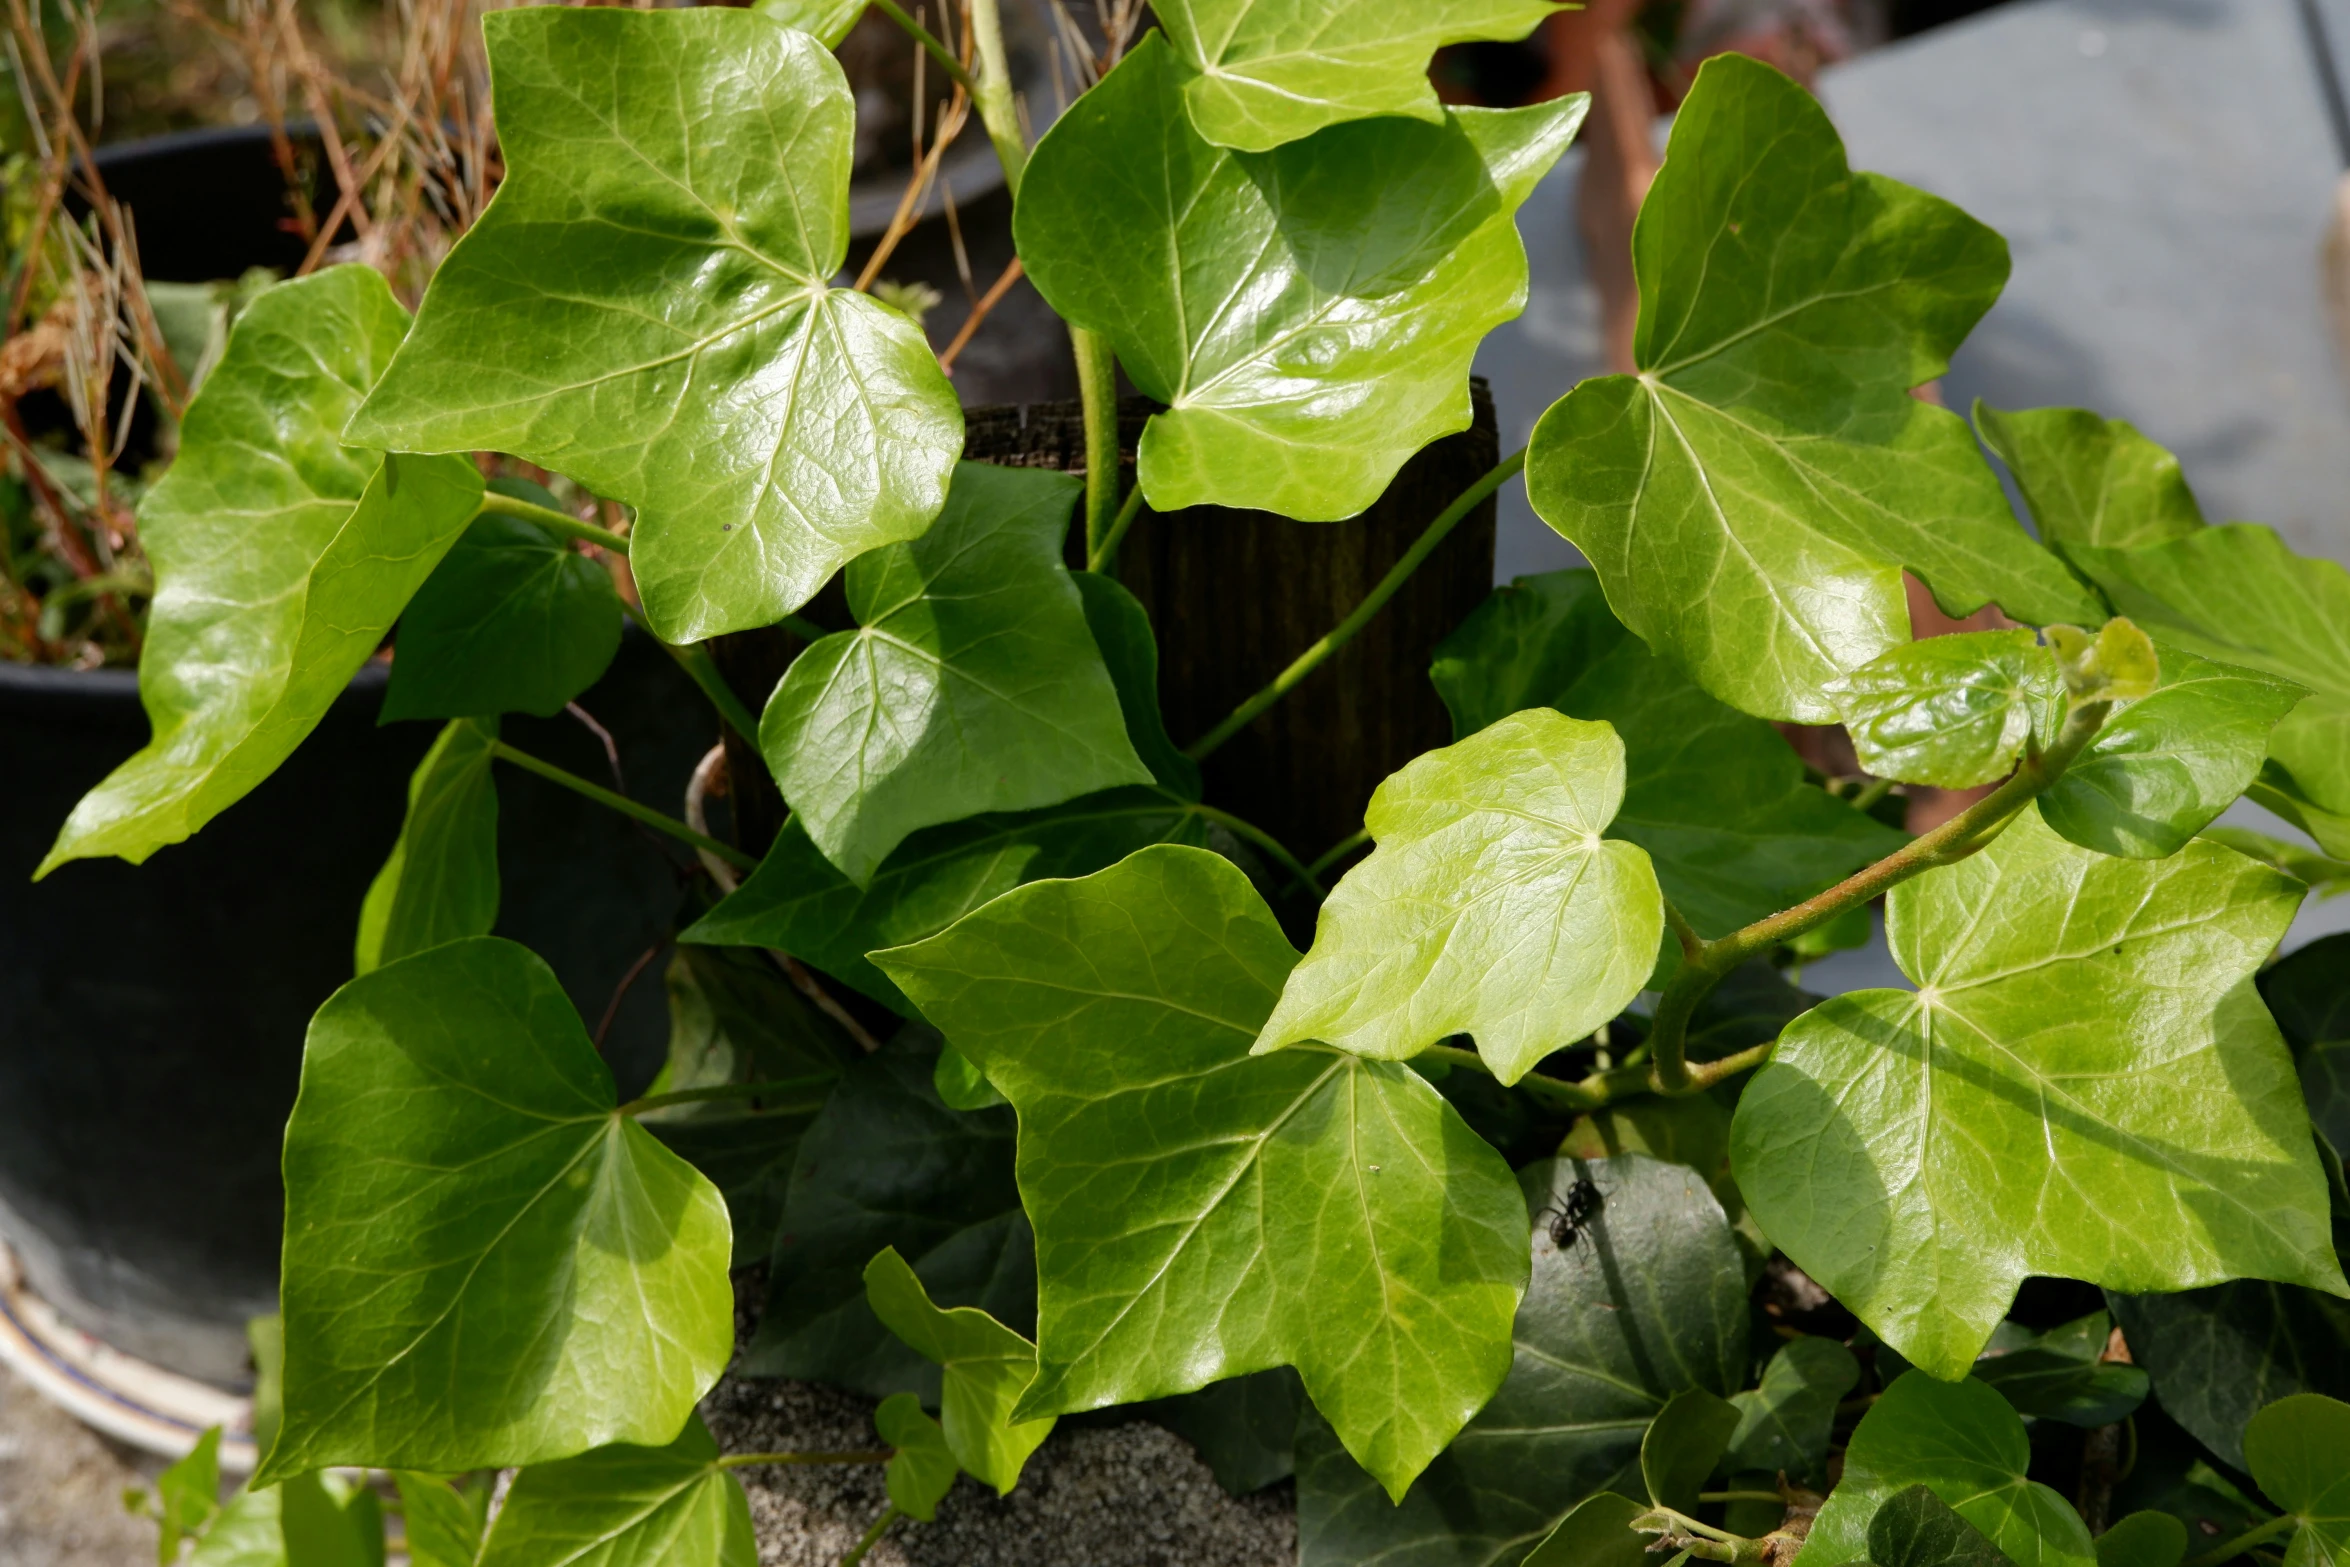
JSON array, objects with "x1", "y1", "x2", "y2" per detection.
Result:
[
  {"x1": 713, "y1": 1447, "x2": 892, "y2": 1470},
  {"x1": 1086, "y1": 467, "x2": 1145, "y2": 573},
  {"x1": 868, "y1": 0, "x2": 975, "y2": 96},
  {"x1": 1304, "y1": 826, "x2": 1371, "y2": 880},
  {"x1": 841, "y1": 1504, "x2": 904, "y2": 1566},
  {"x1": 489, "y1": 739, "x2": 757, "y2": 870},
  {"x1": 475, "y1": 488, "x2": 632, "y2": 554},
  {"x1": 620, "y1": 599, "x2": 766, "y2": 747}
]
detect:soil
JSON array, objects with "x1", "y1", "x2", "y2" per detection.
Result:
[{"x1": 0, "y1": 1358, "x2": 168, "y2": 1567}]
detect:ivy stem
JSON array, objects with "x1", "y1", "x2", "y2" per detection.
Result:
[
  {"x1": 620, "y1": 602, "x2": 765, "y2": 747},
  {"x1": 1645, "y1": 698, "x2": 2113, "y2": 1094},
  {"x1": 1190, "y1": 803, "x2": 1323, "y2": 900},
  {"x1": 714, "y1": 1448, "x2": 891, "y2": 1470},
  {"x1": 870, "y1": 0, "x2": 976, "y2": 96},
  {"x1": 1700, "y1": 1491, "x2": 1789, "y2": 1505},
  {"x1": 1086, "y1": 467, "x2": 1145, "y2": 573},
  {"x1": 1305, "y1": 827, "x2": 1371, "y2": 880},
  {"x1": 1419, "y1": 1042, "x2": 1646, "y2": 1114},
  {"x1": 2181, "y1": 1512, "x2": 2300, "y2": 1567},
  {"x1": 841, "y1": 1505, "x2": 903, "y2": 1566},
  {"x1": 490, "y1": 739, "x2": 757, "y2": 871},
  {"x1": 1184, "y1": 448, "x2": 1526, "y2": 763},
  {"x1": 619, "y1": 1076, "x2": 838, "y2": 1117},
  {"x1": 475, "y1": 489, "x2": 632, "y2": 554},
  {"x1": 1849, "y1": 775, "x2": 1898, "y2": 812},
  {"x1": 964, "y1": 0, "x2": 1027, "y2": 194}
]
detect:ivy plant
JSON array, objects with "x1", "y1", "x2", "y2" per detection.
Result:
[{"x1": 58, "y1": 7, "x2": 2350, "y2": 1565}]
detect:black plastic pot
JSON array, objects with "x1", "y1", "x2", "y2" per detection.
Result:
[{"x1": 1, "y1": 126, "x2": 719, "y2": 1385}]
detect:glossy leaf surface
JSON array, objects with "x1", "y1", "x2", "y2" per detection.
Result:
[
  {"x1": 265, "y1": 937, "x2": 733, "y2": 1479},
  {"x1": 476, "y1": 1417, "x2": 753, "y2": 1567},
  {"x1": 1973, "y1": 402, "x2": 2204, "y2": 554},
  {"x1": 381, "y1": 499, "x2": 623, "y2": 722},
  {"x1": 749, "y1": 0, "x2": 867, "y2": 46},
  {"x1": 1432, "y1": 571, "x2": 1904, "y2": 940},
  {"x1": 877, "y1": 1395, "x2": 957, "y2": 1521},
  {"x1": 1799, "y1": 1372, "x2": 2095, "y2": 1567},
  {"x1": 2039, "y1": 650, "x2": 2305, "y2": 859},
  {"x1": 1826, "y1": 631, "x2": 2063, "y2": 789},
  {"x1": 1525, "y1": 56, "x2": 2095, "y2": 722},
  {"x1": 344, "y1": 7, "x2": 961, "y2": 644},
  {"x1": 188, "y1": 1489, "x2": 286, "y2": 1567},
  {"x1": 353, "y1": 718, "x2": 499, "y2": 975},
  {"x1": 1258, "y1": 709, "x2": 1661, "y2": 1084},
  {"x1": 1154, "y1": 0, "x2": 1558, "y2": 150},
  {"x1": 1732, "y1": 813, "x2": 2339, "y2": 1380},
  {"x1": 760, "y1": 462, "x2": 1149, "y2": 885},
  {"x1": 1017, "y1": 33, "x2": 1582, "y2": 521},
  {"x1": 746, "y1": 1034, "x2": 1030, "y2": 1400},
  {"x1": 1726, "y1": 1335, "x2": 1861, "y2": 1487},
  {"x1": 2106, "y1": 1283, "x2": 2350, "y2": 1472},
  {"x1": 41, "y1": 266, "x2": 483, "y2": 875},
  {"x1": 1865, "y1": 1483, "x2": 2020, "y2": 1567},
  {"x1": 875, "y1": 845, "x2": 1528, "y2": 1501},
  {"x1": 864, "y1": 1247, "x2": 1055, "y2": 1494},
  {"x1": 2071, "y1": 525, "x2": 2350, "y2": 853},
  {"x1": 1297, "y1": 1156, "x2": 1748, "y2": 1567},
  {"x1": 2243, "y1": 1396, "x2": 2350, "y2": 1566}
]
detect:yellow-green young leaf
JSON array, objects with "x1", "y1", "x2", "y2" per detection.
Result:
[
  {"x1": 1973, "y1": 402, "x2": 2205, "y2": 555},
  {"x1": 2070, "y1": 525, "x2": 2350, "y2": 858},
  {"x1": 1154, "y1": 0, "x2": 1560, "y2": 151},
  {"x1": 759, "y1": 462, "x2": 1150, "y2": 885},
  {"x1": 2202, "y1": 828, "x2": 2350, "y2": 896},
  {"x1": 750, "y1": 0, "x2": 867, "y2": 46},
  {"x1": 353, "y1": 718, "x2": 499, "y2": 976},
  {"x1": 153, "y1": 1426, "x2": 224, "y2": 1563},
  {"x1": 872, "y1": 845, "x2": 1528, "y2": 1502},
  {"x1": 2038, "y1": 649, "x2": 2306, "y2": 860},
  {"x1": 1826, "y1": 631, "x2": 2065, "y2": 789},
  {"x1": 343, "y1": 7, "x2": 960, "y2": 645},
  {"x1": 1797, "y1": 1372, "x2": 2094, "y2": 1567},
  {"x1": 1726, "y1": 1336, "x2": 1861, "y2": 1488},
  {"x1": 393, "y1": 1474, "x2": 487, "y2": 1567},
  {"x1": 1016, "y1": 33, "x2": 1582, "y2": 522},
  {"x1": 2242, "y1": 1395, "x2": 2350, "y2": 1567},
  {"x1": 864, "y1": 1247, "x2": 1054, "y2": 1495},
  {"x1": 877, "y1": 1395, "x2": 957, "y2": 1522},
  {"x1": 263, "y1": 937, "x2": 733, "y2": 1482},
  {"x1": 1525, "y1": 55, "x2": 2096, "y2": 724},
  {"x1": 188, "y1": 1488, "x2": 286, "y2": 1567},
  {"x1": 39, "y1": 266, "x2": 484, "y2": 877},
  {"x1": 477, "y1": 1417, "x2": 754, "y2": 1567},
  {"x1": 1642, "y1": 1389, "x2": 1740, "y2": 1512},
  {"x1": 1731, "y1": 814, "x2": 2342, "y2": 1381},
  {"x1": 2045, "y1": 620, "x2": 2159, "y2": 705},
  {"x1": 1255, "y1": 710, "x2": 1662, "y2": 1085}
]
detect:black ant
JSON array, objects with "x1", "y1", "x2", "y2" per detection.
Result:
[{"x1": 1537, "y1": 1175, "x2": 1603, "y2": 1249}]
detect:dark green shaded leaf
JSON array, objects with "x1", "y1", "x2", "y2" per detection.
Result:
[
  {"x1": 1296, "y1": 1156, "x2": 1749, "y2": 1567},
  {"x1": 264, "y1": 937, "x2": 733, "y2": 1480},
  {"x1": 875, "y1": 845, "x2": 1528, "y2": 1500},
  {"x1": 1826, "y1": 631, "x2": 2063, "y2": 789},
  {"x1": 41, "y1": 266, "x2": 485, "y2": 875},
  {"x1": 2107, "y1": 1285, "x2": 2350, "y2": 1473},
  {"x1": 1073, "y1": 571, "x2": 1202, "y2": 799},
  {"x1": 392, "y1": 1474, "x2": 485, "y2": 1567},
  {"x1": 1140, "y1": 1370, "x2": 1305, "y2": 1498},
  {"x1": 1017, "y1": 33, "x2": 1582, "y2": 521},
  {"x1": 1797, "y1": 1372, "x2": 2096, "y2": 1567},
  {"x1": 1971, "y1": 1312, "x2": 2148, "y2": 1428},
  {"x1": 759, "y1": 461, "x2": 1149, "y2": 884},
  {"x1": 1866, "y1": 1483, "x2": 2019, "y2": 1567},
  {"x1": 1727, "y1": 1337, "x2": 1861, "y2": 1487},
  {"x1": 278, "y1": 1471, "x2": 383, "y2": 1567},
  {"x1": 1973, "y1": 402, "x2": 2205, "y2": 554},
  {"x1": 877, "y1": 1396, "x2": 957, "y2": 1522},
  {"x1": 353, "y1": 718, "x2": 499, "y2": 975},
  {"x1": 745, "y1": 1032, "x2": 1030, "y2": 1400},
  {"x1": 2094, "y1": 1512, "x2": 2188, "y2": 1567},
  {"x1": 1431, "y1": 571, "x2": 1905, "y2": 938},
  {"x1": 1520, "y1": 1493, "x2": 1653, "y2": 1567},
  {"x1": 865, "y1": 1247, "x2": 1054, "y2": 1494},
  {"x1": 344, "y1": 7, "x2": 961, "y2": 644},
  {"x1": 2262, "y1": 934, "x2": 2350, "y2": 1053},
  {"x1": 1733, "y1": 814, "x2": 2338, "y2": 1379},
  {"x1": 1257, "y1": 709, "x2": 1662, "y2": 1084},
  {"x1": 1526, "y1": 56, "x2": 2096, "y2": 724},
  {"x1": 2243, "y1": 1395, "x2": 2350, "y2": 1566},
  {"x1": 476, "y1": 1417, "x2": 753, "y2": 1567},
  {"x1": 1642, "y1": 1389, "x2": 1740, "y2": 1512}
]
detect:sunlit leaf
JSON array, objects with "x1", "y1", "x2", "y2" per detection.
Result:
[
  {"x1": 353, "y1": 718, "x2": 499, "y2": 976},
  {"x1": 1826, "y1": 631, "x2": 2063, "y2": 789},
  {"x1": 476, "y1": 1417, "x2": 754, "y2": 1567},
  {"x1": 152, "y1": 1426, "x2": 224, "y2": 1564},
  {"x1": 1973, "y1": 402, "x2": 2204, "y2": 555},
  {"x1": 864, "y1": 1247, "x2": 1055, "y2": 1495},
  {"x1": 750, "y1": 0, "x2": 867, "y2": 47},
  {"x1": 877, "y1": 1396, "x2": 957, "y2": 1522},
  {"x1": 393, "y1": 1474, "x2": 487, "y2": 1567}
]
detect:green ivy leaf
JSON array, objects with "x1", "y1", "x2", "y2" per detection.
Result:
[
  {"x1": 1074, "y1": 572, "x2": 1202, "y2": 798},
  {"x1": 188, "y1": 1488, "x2": 287, "y2": 1567},
  {"x1": 381, "y1": 490, "x2": 623, "y2": 722},
  {"x1": 1730, "y1": 813, "x2": 2341, "y2": 1381},
  {"x1": 343, "y1": 7, "x2": 960, "y2": 644},
  {"x1": 933, "y1": 1042, "x2": 1007, "y2": 1111},
  {"x1": 1297, "y1": 1156, "x2": 1750, "y2": 1567},
  {"x1": 873, "y1": 844, "x2": 1529, "y2": 1501},
  {"x1": 745, "y1": 1033, "x2": 1030, "y2": 1401},
  {"x1": 877, "y1": 1396, "x2": 958, "y2": 1522},
  {"x1": 1865, "y1": 1483, "x2": 2021, "y2": 1567},
  {"x1": 153, "y1": 1426, "x2": 225, "y2": 1563},
  {"x1": 864, "y1": 1247, "x2": 1055, "y2": 1495},
  {"x1": 1017, "y1": 33, "x2": 1582, "y2": 522},
  {"x1": 683, "y1": 790, "x2": 1213, "y2": 1015},
  {"x1": 1825, "y1": 631, "x2": 2064, "y2": 789},
  {"x1": 759, "y1": 462, "x2": 1150, "y2": 885},
  {"x1": 2069, "y1": 525, "x2": 2350, "y2": 856},
  {"x1": 476, "y1": 1416, "x2": 754, "y2": 1567},
  {"x1": 2106, "y1": 1285, "x2": 2350, "y2": 1473},
  {"x1": 1256, "y1": 708, "x2": 1661, "y2": 1084},
  {"x1": 1525, "y1": 55, "x2": 2097, "y2": 723},
  {"x1": 750, "y1": 0, "x2": 867, "y2": 47},
  {"x1": 1153, "y1": 0, "x2": 1559, "y2": 151},
  {"x1": 40, "y1": 266, "x2": 484, "y2": 876},
  {"x1": 277, "y1": 1471, "x2": 383, "y2": 1567},
  {"x1": 1726, "y1": 1336, "x2": 1861, "y2": 1488},
  {"x1": 2252, "y1": 766, "x2": 2350, "y2": 862},
  {"x1": 2046, "y1": 620, "x2": 2161, "y2": 706},
  {"x1": 392, "y1": 1474, "x2": 486, "y2": 1567},
  {"x1": 1138, "y1": 1370, "x2": 1305, "y2": 1497},
  {"x1": 1521, "y1": 1493, "x2": 1654, "y2": 1567},
  {"x1": 1798, "y1": 1371, "x2": 2095, "y2": 1567},
  {"x1": 1970, "y1": 1311, "x2": 2148, "y2": 1428},
  {"x1": 2214, "y1": 833, "x2": 2350, "y2": 901},
  {"x1": 353, "y1": 718, "x2": 500, "y2": 976},
  {"x1": 2244, "y1": 1396, "x2": 2350, "y2": 1567},
  {"x1": 1642, "y1": 1388, "x2": 1740, "y2": 1512},
  {"x1": 2039, "y1": 650, "x2": 2306, "y2": 860},
  {"x1": 263, "y1": 937, "x2": 734, "y2": 1481},
  {"x1": 1432, "y1": 570, "x2": 1905, "y2": 940},
  {"x1": 2264, "y1": 935, "x2": 2350, "y2": 1158},
  {"x1": 1973, "y1": 402, "x2": 2205, "y2": 555},
  {"x1": 2094, "y1": 1512, "x2": 2188, "y2": 1567}
]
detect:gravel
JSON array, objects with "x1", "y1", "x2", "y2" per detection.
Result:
[{"x1": 0, "y1": 1358, "x2": 169, "y2": 1567}]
